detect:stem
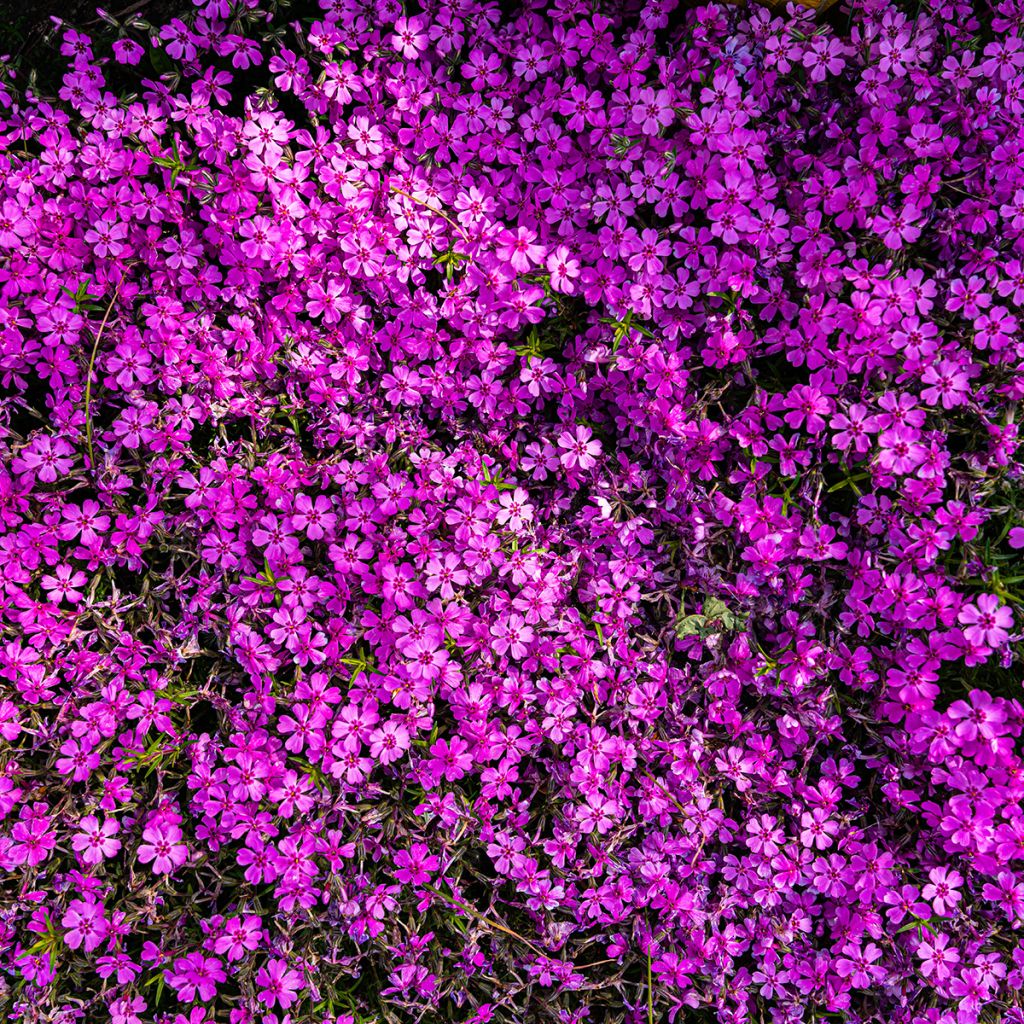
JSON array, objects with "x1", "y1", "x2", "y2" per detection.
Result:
[
  {"x1": 84, "y1": 280, "x2": 125, "y2": 473},
  {"x1": 388, "y1": 184, "x2": 469, "y2": 243},
  {"x1": 420, "y1": 883, "x2": 545, "y2": 957},
  {"x1": 647, "y1": 949, "x2": 655, "y2": 1024}
]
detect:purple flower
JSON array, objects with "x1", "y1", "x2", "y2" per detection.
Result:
[
  {"x1": 393, "y1": 843, "x2": 440, "y2": 886},
  {"x1": 71, "y1": 816, "x2": 121, "y2": 866},
  {"x1": 137, "y1": 823, "x2": 188, "y2": 875},
  {"x1": 256, "y1": 958, "x2": 303, "y2": 1010},
  {"x1": 62, "y1": 898, "x2": 108, "y2": 952},
  {"x1": 958, "y1": 595, "x2": 1013, "y2": 648}
]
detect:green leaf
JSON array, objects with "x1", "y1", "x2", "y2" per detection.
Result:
[
  {"x1": 675, "y1": 613, "x2": 706, "y2": 638},
  {"x1": 703, "y1": 596, "x2": 745, "y2": 631},
  {"x1": 674, "y1": 596, "x2": 746, "y2": 639}
]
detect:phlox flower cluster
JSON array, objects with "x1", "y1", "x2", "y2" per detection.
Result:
[{"x1": 1, "y1": 0, "x2": 1024, "y2": 1022}]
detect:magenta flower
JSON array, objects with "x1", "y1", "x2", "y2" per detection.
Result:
[
  {"x1": 872, "y1": 204, "x2": 922, "y2": 249},
  {"x1": 632, "y1": 88, "x2": 674, "y2": 134},
  {"x1": 546, "y1": 246, "x2": 580, "y2": 294},
  {"x1": 557, "y1": 425, "x2": 602, "y2": 471},
  {"x1": 427, "y1": 736, "x2": 473, "y2": 782},
  {"x1": 917, "y1": 933, "x2": 961, "y2": 980},
  {"x1": 213, "y1": 915, "x2": 262, "y2": 961},
  {"x1": 391, "y1": 16, "x2": 427, "y2": 60},
  {"x1": 368, "y1": 719, "x2": 411, "y2": 766},
  {"x1": 256, "y1": 958, "x2": 303, "y2": 1010},
  {"x1": 6, "y1": 1, "x2": 1024, "y2": 1020},
  {"x1": 958, "y1": 594, "x2": 1013, "y2": 648},
  {"x1": 834, "y1": 942, "x2": 885, "y2": 988},
  {"x1": 425, "y1": 553, "x2": 469, "y2": 599},
  {"x1": 13, "y1": 436, "x2": 74, "y2": 482},
  {"x1": 167, "y1": 953, "x2": 226, "y2": 1003},
  {"x1": 947, "y1": 690, "x2": 1006, "y2": 742},
  {"x1": 55, "y1": 739, "x2": 100, "y2": 783},
  {"x1": 393, "y1": 842, "x2": 441, "y2": 886},
  {"x1": 496, "y1": 226, "x2": 544, "y2": 273},
  {"x1": 112, "y1": 38, "x2": 144, "y2": 64},
  {"x1": 62, "y1": 898, "x2": 108, "y2": 953},
  {"x1": 137, "y1": 823, "x2": 189, "y2": 875},
  {"x1": 877, "y1": 425, "x2": 925, "y2": 475},
  {"x1": 923, "y1": 866, "x2": 964, "y2": 916},
  {"x1": 921, "y1": 360, "x2": 971, "y2": 409},
  {"x1": 489, "y1": 613, "x2": 535, "y2": 660},
  {"x1": 71, "y1": 816, "x2": 121, "y2": 866},
  {"x1": 59, "y1": 500, "x2": 110, "y2": 544}
]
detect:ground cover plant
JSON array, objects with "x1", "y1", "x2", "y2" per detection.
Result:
[{"x1": 2, "y1": 0, "x2": 1024, "y2": 1021}]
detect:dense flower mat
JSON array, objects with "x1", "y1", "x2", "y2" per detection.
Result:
[{"x1": 1, "y1": 0, "x2": 1024, "y2": 1021}]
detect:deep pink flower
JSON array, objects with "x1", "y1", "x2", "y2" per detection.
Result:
[
  {"x1": 557, "y1": 426, "x2": 602, "y2": 470},
  {"x1": 256, "y1": 958, "x2": 303, "y2": 1010},
  {"x1": 137, "y1": 823, "x2": 188, "y2": 875},
  {"x1": 62, "y1": 898, "x2": 108, "y2": 953},
  {"x1": 918, "y1": 933, "x2": 960, "y2": 980},
  {"x1": 71, "y1": 815, "x2": 121, "y2": 866},
  {"x1": 958, "y1": 595, "x2": 1013, "y2": 648},
  {"x1": 393, "y1": 842, "x2": 440, "y2": 886}
]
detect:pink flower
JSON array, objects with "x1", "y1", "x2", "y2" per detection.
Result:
[
  {"x1": 958, "y1": 594, "x2": 1013, "y2": 648},
  {"x1": 557, "y1": 425, "x2": 602, "y2": 471},
  {"x1": 137, "y1": 823, "x2": 188, "y2": 875},
  {"x1": 112, "y1": 39, "x2": 144, "y2": 65},
  {"x1": 546, "y1": 246, "x2": 580, "y2": 294},
  {"x1": 497, "y1": 226, "x2": 544, "y2": 273},
  {"x1": 834, "y1": 941, "x2": 885, "y2": 987},
  {"x1": 490, "y1": 613, "x2": 534, "y2": 659},
  {"x1": 798, "y1": 809, "x2": 838, "y2": 850},
  {"x1": 425, "y1": 553, "x2": 469, "y2": 599},
  {"x1": 40, "y1": 563, "x2": 88, "y2": 605},
  {"x1": 391, "y1": 16, "x2": 427, "y2": 59},
  {"x1": 393, "y1": 842, "x2": 440, "y2": 886},
  {"x1": 71, "y1": 815, "x2": 121, "y2": 866},
  {"x1": 917, "y1": 933, "x2": 960, "y2": 980},
  {"x1": 922, "y1": 866, "x2": 964, "y2": 916},
  {"x1": 872, "y1": 203, "x2": 922, "y2": 249},
  {"x1": 949, "y1": 967, "x2": 988, "y2": 1014},
  {"x1": 368, "y1": 719, "x2": 411, "y2": 766},
  {"x1": 495, "y1": 488, "x2": 534, "y2": 532},
  {"x1": 56, "y1": 738, "x2": 100, "y2": 782},
  {"x1": 877, "y1": 425, "x2": 925, "y2": 475},
  {"x1": 59, "y1": 499, "x2": 110, "y2": 544},
  {"x1": 13, "y1": 435, "x2": 74, "y2": 482},
  {"x1": 110, "y1": 996, "x2": 146, "y2": 1024},
  {"x1": 83, "y1": 218, "x2": 128, "y2": 259},
  {"x1": 347, "y1": 116, "x2": 384, "y2": 158},
  {"x1": 213, "y1": 915, "x2": 262, "y2": 961},
  {"x1": 242, "y1": 111, "x2": 290, "y2": 156},
  {"x1": 256, "y1": 958, "x2": 303, "y2": 1010},
  {"x1": 62, "y1": 898, "x2": 109, "y2": 952},
  {"x1": 406, "y1": 640, "x2": 449, "y2": 682},
  {"x1": 947, "y1": 690, "x2": 1006, "y2": 742},
  {"x1": 631, "y1": 87, "x2": 674, "y2": 134},
  {"x1": 167, "y1": 953, "x2": 226, "y2": 1003},
  {"x1": 269, "y1": 770, "x2": 315, "y2": 817},
  {"x1": 921, "y1": 359, "x2": 971, "y2": 409},
  {"x1": 427, "y1": 736, "x2": 473, "y2": 782}
]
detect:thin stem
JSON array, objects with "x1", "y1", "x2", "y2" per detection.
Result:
[
  {"x1": 647, "y1": 948, "x2": 655, "y2": 1024},
  {"x1": 388, "y1": 184, "x2": 469, "y2": 244},
  {"x1": 420, "y1": 883, "x2": 545, "y2": 958},
  {"x1": 84, "y1": 280, "x2": 125, "y2": 473}
]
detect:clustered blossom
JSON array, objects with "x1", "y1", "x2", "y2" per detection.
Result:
[{"x1": 1, "y1": 0, "x2": 1024, "y2": 1022}]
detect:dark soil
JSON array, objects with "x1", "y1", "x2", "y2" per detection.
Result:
[{"x1": 0, "y1": 0, "x2": 189, "y2": 92}]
